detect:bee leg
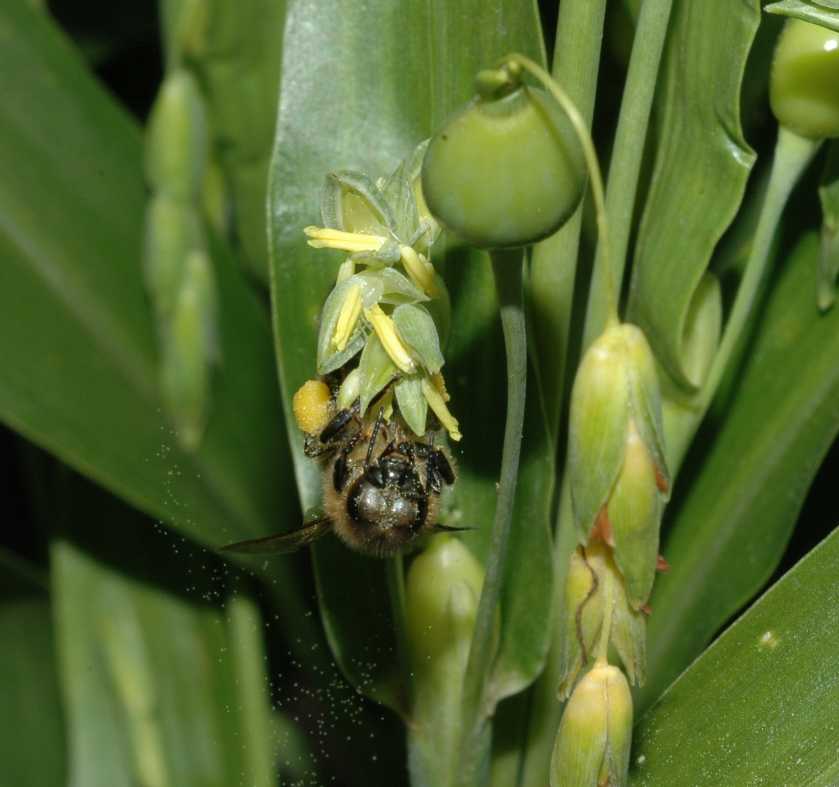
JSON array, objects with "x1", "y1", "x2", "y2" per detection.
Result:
[
  {"x1": 333, "y1": 428, "x2": 363, "y2": 492},
  {"x1": 364, "y1": 407, "x2": 386, "y2": 468},
  {"x1": 319, "y1": 404, "x2": 357, "y2": 445},
  {"x1": 430, "y1": 449, "x2": 455, "y2": 486}
]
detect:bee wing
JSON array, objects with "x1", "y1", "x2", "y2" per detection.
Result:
[{"x1": 220, "y1": 517, "x2": 333, "y2": 555}]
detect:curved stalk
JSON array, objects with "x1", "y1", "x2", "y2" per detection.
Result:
[
  {"x1": 386, "y1": 554, "x2": 412, "y2": 713},
  {"x1": 458, "y1": 250, "x2": 527, "y2": 786},
  {"x1": 583, "y1": 0, "x2": 675, "y2": 348}
]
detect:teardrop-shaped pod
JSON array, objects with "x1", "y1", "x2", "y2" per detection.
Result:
[
  {"x1": 421, "y1": 77, "x2": 586, "y2": 248},
  {"x1": 771, "y1": 20, "x2": 839, "y2": 140}
]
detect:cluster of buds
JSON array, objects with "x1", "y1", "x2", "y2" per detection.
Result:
[
  {"x1": 552, "y1": 322, "x2": 669, "y2": 786},
  {"x1": 568, "y1": 321, "x2": 669, "y2": 613},
  {"x1": 144, "y1": 5, "x2": 222, "y2": 452},
  {"x1": 303, "y1": 142, "x2": 460, "y2": 441}
]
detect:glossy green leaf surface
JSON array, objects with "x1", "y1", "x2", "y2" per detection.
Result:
[
  {"x1": 640, "y1": 234, "x2": 839, "y2": 710},
  {"x1": 0, "y1": 555, "x2": 65, "y2": 787},
  {"x1": 766, "y1": 0, "x2": 839, "y2": 31},
  {"x1": 268, "y1": 0, "x2": 551, "y2": 712},
  {"x1": 818, "y1": 142, "x2": 839, "y2": 309},
  {"x1": 627, "y1": 0, "x2": 759, "y2": 386},
  {"x1": 632, "y1": 524, "x2": 839, "y2": 785},
  {"x1": 53, "y1": 478, "x2": 277, "y2": 787},
  {"x1": 0, "y1": 2, "x2": 294, "y2": 547}
]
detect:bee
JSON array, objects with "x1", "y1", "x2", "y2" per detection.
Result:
[{"x1": 222, "y1": 382, "x2": 461, "y2": 558}]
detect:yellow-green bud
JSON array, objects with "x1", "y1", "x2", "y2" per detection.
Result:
[
  {"x1": 421, "y1": 68, "x2": 585, "y2": 249},
  {"x1": 143, "y1": 195, "x2": 203, "y2": 319},
  {"x1": 558, "y1": 543, "x2": 646, "y2": 697},
  {"x1": 607, "y1": 420, "x2": 662, "y2": 609},
  {"x1": 568, "y1": 323, "x2": 669, "y2": 544},
  {"x1": 406, "y1": 535, "x2": 485, "y2": 670},
  {"x1": 146, "y1": 70, "x2": 208, "y2": 199},
  {"x1": 160, "y1": 250, "x2": 214, "y2": 450},
  {"x1": 406, "y1": 536, "x2": 494, "y2": 786},
  {"x1": 771, "y1": 20, "x2": 839, "y2": 140},
  {"x1": 551, "y1": 663, "x2": 633, "y2": 787}
]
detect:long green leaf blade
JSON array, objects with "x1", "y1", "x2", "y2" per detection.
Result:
[
  {"x1": 53, "y1": 478, "x2": 277, "y2": 787},
  {"x1": 641, "y1": 233, "x2": 839, "y2": 710},
  {"x1": 0, "y1": 553, "x2": 66, "y2": 787},
  {"x1": 632, "y1": 524, "x2": 839, "y2": 785},
  {"x1": 627, "y1": 0, "x2": 759, "y2": 386},
  {"x1": 0, "y1": 2, "x2": 293, "y2": 546}
]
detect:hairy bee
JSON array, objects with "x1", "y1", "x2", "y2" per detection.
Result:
[{"x1": 222, "y1": 382, "x2": 459, "y2": 558}]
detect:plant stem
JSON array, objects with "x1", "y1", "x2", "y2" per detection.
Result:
[
  {"x1": 668, "y1": 127, "x2": 820, "y2": 470},
  {"x1": 698, "y1": 130, "x2": 819, "y2": 406},
  {"x1": 528, "y1": 0, "x2": 607, "y2": 441},
  {"x1": 583, "y1": 0, "x2": 675, "y2": 348},
  {"x1": 507, "y1": 54, "x2": 616, "y2": 326},
  {"x1": 385, "y1": 554, "x2": 412, "y2": 712},
  {"x1": 459, "y1": 249, "x2": 527, "y2": 785}
]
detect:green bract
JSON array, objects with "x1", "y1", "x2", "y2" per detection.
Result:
[
  {"x1": 551, "y1": 663, "x2": 633, "y2": 787},
  {"x1": 421, "y1": 75, "x2": 586, "y2": 248},
  {"x1": 771, "y1": 19, "x2": 839, "y2": 139},
  {"x1": 568, "y1": 322, "x2": 669, "y2": 544},
  {"x1": 145, "y1": 69, "x2": 207, "y2": 199},
  {"x1": 558, "y1": 543, "x2": 646, "y2": 697}
]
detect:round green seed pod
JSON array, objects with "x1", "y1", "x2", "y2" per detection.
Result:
[
  {"x1": 421, "y1": 81, "x2": 586, "y2": 248},
  {"x1": 771, "y1": 20, "x2": 839, "y2": 139}
]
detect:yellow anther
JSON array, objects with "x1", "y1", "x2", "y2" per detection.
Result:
[
  {"x1": 431, "y1": 371, "x2": 451, "y2": 402},
  {"x1": 332, "y1": 283, "x2": 363, "y2": 352},
  {"x1": 400, "y1": 245, "x2": 438, "y2": 296},
  {"x1": 304, "y1": 226, "x2": 385, "y2": 253},
  {"x1": 421, "y1": 377, "x2": 462, "y2": 442},
  {"x1": 364, "y1": 304, "x2": 416, "y2": 374}
]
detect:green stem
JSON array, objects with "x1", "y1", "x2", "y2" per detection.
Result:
[
  {"x1": 699, "y1": 130, "x2": 819, "y2": 407},
  {"x1": 583, "y1": 0, "x2": 675, "y2": 348},
  {"x1": 668, "y1": 127, "x2": 820, "y2": 470},
  {"x1": 385, "y1": 554, "x2": 412, "y2": 712},
  {"x1": 528, "y1": 0, "x2": 607, "y2": 442},
  {"x1": 506, "y1": 54, "x2": 616, "y2": 325},
  {"x1": 459, "y1": 250, "x2": 527, "y2": 785}
]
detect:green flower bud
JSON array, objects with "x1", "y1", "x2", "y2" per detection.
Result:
[
  {"x1": 160, "y1": 250, "x2": 215, "y2": 450},
  {"x1": 146, "y1": 70, "x2": 208, "y2": 199},
  {"x1": 421, "y1": 67, "x2": 586, "y2": 249},
  {"x1": 568, "y1": 323, "x2": 669, "y2": 545},
  {"x1": 143, "y1": 195, "x2": 203, "y2": 320},
  {"x1": 558, "y1": 543, "x2": 646, "y2": 697},
  {"x1": 357, "y1": 333, "x2": 398, "y2": 416},
  {"x1": 406, "y1": 535, "x2": 485, "y2": 670},
  {"x1": 551, "y1": 662, "x2": 633, "y2": 787},
  {"x1": 394, "y1": 375, "x2": 428, "y2": 437},
  {"x1": 320, "y1": 170, "x2": 396, "y2": 237},
  {"x1": 406, "y1": 536, "x2": 495, "y2": 787},
  {"x1": 607, "y1": 420, "x2": 662, "y2": 609},
  {"x1": 392, "y1": 303, "x2": 444, "y2": 375},
  {"x1": 771, "y1": 20, "x2": 839, "y2": 140}
]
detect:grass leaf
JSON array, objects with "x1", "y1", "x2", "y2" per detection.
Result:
[
  {"x1": 632, "y1": 523, "x2": 839, "y2": 785},
  {"x1": 627, "y1": 0, "x2": 760, "y2": 386},
  {"x1": 640, "y1": 233, "x2": 839, "y2": 710},
  {"x1": 0, "y1": 1, "x2": 295, "y2": 546}
]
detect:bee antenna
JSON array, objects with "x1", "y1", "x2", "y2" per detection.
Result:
[{"x1": 433, "y1": 524, "x2": 474, "y2": 533}]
